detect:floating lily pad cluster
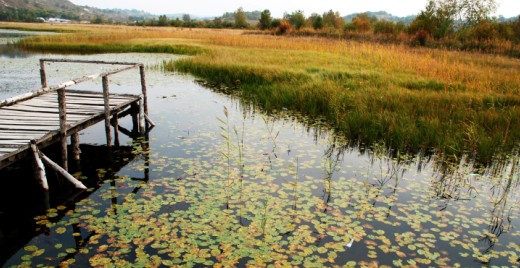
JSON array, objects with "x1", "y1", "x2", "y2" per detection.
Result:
[{"x1": 12, "y1": 98, "x2": 520, "y2": 267}]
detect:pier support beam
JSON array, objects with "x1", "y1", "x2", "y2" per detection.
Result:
[
  {"x1": 39, "y1": 59, "x2": 47, "y2": 89},
  {"x1": 71, "y1": 132, "x2": 81, "y2": 169},
  {"x1": 131, "y1": 103, "x2": 139, "y2": 134},
  {"x1": 102, "y1": 75, "x2": 112, "y2": 147},
  {"x1": 57, "y1": 88, "x2": 68, "y2": 171},
  {"x1": 139, "y1": 95, "x2": 145, "y2": 134},
  {"x1": 139, "y1": 65, "x2": 148, "y2": 116},
  {"x1": 30, "y1": 141, "x2": 48, "y2": 191},
  {"x1": 112, "y1": 114, "x2": 120, "y2": 147}
]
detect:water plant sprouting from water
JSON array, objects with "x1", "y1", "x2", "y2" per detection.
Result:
[
  {"x1": 217, "y1": 106, "x2": 233, "y2": 207},
  {"x1": 262, "y1": 115, "x2": 279, "y2": 156}
]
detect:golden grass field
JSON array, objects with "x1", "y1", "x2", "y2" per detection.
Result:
[{"x1": 3, "y1": 22, "x2": 520, "y2": 162}]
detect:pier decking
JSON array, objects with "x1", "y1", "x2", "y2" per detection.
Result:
[
  {"x1": 0, "y1": 90, "x2": 139, "y2": 169},
  {"x1": 0, "y1": 59, "x2": 153, "y2": 190}
]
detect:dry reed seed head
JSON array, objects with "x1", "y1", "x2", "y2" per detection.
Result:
[{"x1": 223, "y1": 106, "x2": 229, "y2": 118}]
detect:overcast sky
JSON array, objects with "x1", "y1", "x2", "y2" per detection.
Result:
[{"x1": 69, "y1": 0, "x2": 519, "y2": 18}]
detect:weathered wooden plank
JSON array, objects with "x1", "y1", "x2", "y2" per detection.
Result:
[
  {"x1": 0, "y1": 107, "x2": 100, "y2": 116},
  {"x1": 40, "y1": 91, "x2": 135, "y2": 99},
  {"x1": 0, "y1": 129, "x2": 48, "y2": 133},
  {"x1": 0, "y1": 119, "x2": 60, "y2": 125},
  {"x1": 0, "y1": 125, "x2": 57, "y2": 131},
  {"x1": 0, "y1": 140, "x2": 28, "y2": 145},
  {"x1": 1, "y1": 135, "x2": 44, "y2": 140},
  {"x1": 0, "y1": 114, "x2": 85, "y2": 121},
  {"x1": 0, "y1": 144, "x2": 20, "y2": 148},
  {"x1": 24, "y1": 96, "x2": 132, "y2": 105}
]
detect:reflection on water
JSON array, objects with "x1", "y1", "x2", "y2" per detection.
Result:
[
  {"x1": 0, "y1": 44, "x2": 518, "y2": 266},
  {"x1": 0, "y1": 141, "x2": 149, "y2": 264},
  {"x1": 0, "y1": 44, "x2": 34, "y2": 59},
  {"x1": 0, "y1": 29, "x2": 56, "y2": 58}
]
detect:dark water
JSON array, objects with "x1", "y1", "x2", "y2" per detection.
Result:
[{"x1": 0, "y1": 31, "x2": 519, "y2": 267}]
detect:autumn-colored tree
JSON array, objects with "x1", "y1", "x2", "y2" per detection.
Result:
[
  {"x1": 352, "y1": 13, "x2": 372, "y2": 32},
  {"x1": 323, "y1": 10, "x2": 344, "y2": 29}
]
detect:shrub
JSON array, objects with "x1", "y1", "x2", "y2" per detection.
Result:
[
  {"x1": 276, "y1": 21, "x2": 291, "y2": 35},
  {"x1": 413, "y1": 30, "x2": 430, "y2": 46}
]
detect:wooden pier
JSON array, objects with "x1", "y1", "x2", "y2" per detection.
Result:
[{"x1": 0, "y1": 59, "x2": 154, "y2": 190}]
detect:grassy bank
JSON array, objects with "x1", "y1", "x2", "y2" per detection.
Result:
[{"x1": 5, "y1": 23, "x2": 520, "y2": 162}]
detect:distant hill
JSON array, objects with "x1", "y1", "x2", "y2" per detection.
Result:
[
  {"x1": 0, "y1": 0, "x2": 154, "y2": 23},
  {"x1": 343, "y1": 11, "x2": 416, "y2": 24},
  {"x1": 0, "y1": 0, "x2": 78, "y2": 10}
]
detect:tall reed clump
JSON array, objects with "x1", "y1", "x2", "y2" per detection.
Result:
[{"x1": 166, "y1": 38, "x2": 520, "y2": 163}]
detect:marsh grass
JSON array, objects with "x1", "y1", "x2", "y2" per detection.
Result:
[{"x1": 6, "y1": 22, "x2": 520, "y2": 162}]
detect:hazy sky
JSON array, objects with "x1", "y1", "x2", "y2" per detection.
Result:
[{"x1": 69, "y1": 0, "x2": 519, "y2": 18}]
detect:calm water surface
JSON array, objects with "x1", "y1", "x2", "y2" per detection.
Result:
[{"x1": 0, "y1": 31, "x2": 519, "y2": 267}]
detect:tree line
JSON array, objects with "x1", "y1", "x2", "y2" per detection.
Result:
[
  {"x1": 133, "y1": 1, "x2": 519, "y2": 42},
  {"x1": 2, "y1": 0, "x2": 518, "y2": 56}
]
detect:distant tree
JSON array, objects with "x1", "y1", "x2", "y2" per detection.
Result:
[
  {"x1": 458, "y1": 0, "x2": 497, "y2": 27},
  {"x1": 352, "y1": 13, "x2": 372, "y2": 32},
  {"x1": 92, "y1": 15, "x2": 105, "y2": 24},
  {"x1": 259, "y1": 9, "x2": 272, "y2": 30},
  {"x1": 373, "y1": 20, "x2": 403, "y2": 36},
  {"x1": 289, "y1": 10, "x2": 306, "y2": 30},
  {"x1": 234, "y1": 7, "x2": 249, "y2": 28},
  {"x1": 514, "y1": 16, "x2": 520, "y2": 42},
  {"x1": 410, "y1": 0, "x2": 498, "y2": 39},
  {"x1": 182, "y1": 14, "x2": 191, "y2": 26},
  {"x1": 343, "y1": 22, "x2": 356, "y2": 32},
  {"x1": 211, "y1": 17, "x2": 224, "y2": 28},
  {"x1": 323, "y1": 10, "x2": 344, "y2": 29},
  {"x1": 271, "y1": 18, "x2": 282, "y2": 29},
  {"x1": 171, "y1": 18, "x2": 183, "y2": 27},
  {"x1": 311, "y1": 14, "x2": 324, "y2": 30},
  {"x1": 158, "y1": 15, "x2": 169, "y2": 26}
]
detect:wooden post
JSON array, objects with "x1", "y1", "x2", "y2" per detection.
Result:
[
  {"x1": 139, "y1": 65, "x2": 148, "y2": 116},
  {"x1": 131, "y1": 102, "x2": 139, "y2": 134},
  {"x1": 102, "y1": 75, "x2": 112, "y2": 147},
  {"x1": 71, "y1": 132, "x2": 81, "y2": 170},
  {"x1": 139, "y1": 95, "x2": 145, "y2": 134},
  {"x1": 40, "y1": 152, "x2": 87, "y2": 190},
  {"x1": 112, "y1": 114, "x2": 120, "y2": 147},
  {"x1": 39, "y1": 59, "x2": 47, "y2": 89},
  {"x1": 57, "y1": 88, "x2": 68, "y2": 171},
  {"x1": 30, "y1": 141, "x2": 48, "y2": 191}
]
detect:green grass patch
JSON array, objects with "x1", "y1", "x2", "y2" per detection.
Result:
[{"x1": 17, "y1": 39, "x2": 206, "y2": 55}]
